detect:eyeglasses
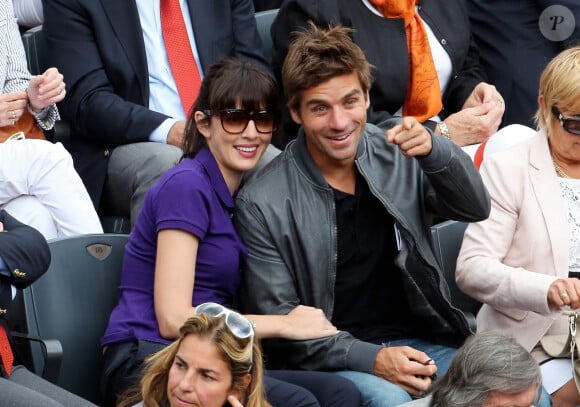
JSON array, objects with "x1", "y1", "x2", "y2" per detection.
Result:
[
  {"x1": 194, "y1": 302, "x2": 254, "y2": 367},
  {"x1": 203, "y1": 109, "x2": 277, "y2": 134},
  {"x1": 551, "y1": 106, "x2": 580, "y2": 135}
]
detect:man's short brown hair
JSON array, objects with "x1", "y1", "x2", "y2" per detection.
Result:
[{"x1": 282, "y1": 22, "x2": 373, "y2": 115}]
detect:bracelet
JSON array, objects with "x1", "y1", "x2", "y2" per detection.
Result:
[{"x1": 438, "y1": 121, "x2": 450, "y2": 140}]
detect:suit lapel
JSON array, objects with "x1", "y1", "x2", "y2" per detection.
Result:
[
  {"x1": 529, "y1": 133, "x2": 570, "y2": 277},
  {"x1": 100, "y1": 0, "x2": 149, "y2": 104}
]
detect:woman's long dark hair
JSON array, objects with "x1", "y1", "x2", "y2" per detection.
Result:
[{"x1": 181, "y1": 58, "x2": 279, "y2": 160}]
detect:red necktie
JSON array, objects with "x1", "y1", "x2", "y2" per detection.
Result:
[
  {"x1": 160, "y1": 0, "x2": 202, "y2": 114},
  {"x1": 0, "y1": 324, "x2": 13, "y2": 376}
]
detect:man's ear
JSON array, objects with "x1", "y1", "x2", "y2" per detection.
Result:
[
  {"x1": 194, "y1": 111, "x2": 211, "y2": 139},
  {"x1": 365, "y1": 90, "x2": 370, "y2": 109},
  {"x1": 290, "y1": 106, "x2": 303, "y2": 125}
]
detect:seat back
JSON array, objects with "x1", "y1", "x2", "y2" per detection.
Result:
[
  {"x1": 21, "y1": 234, "x2": 128, "y2": 404},
  {"x1": 430, "y1": 220, "x2": 481, "y2": 328},
  {"x1": 255, "y1": 8, "x2": 278, "y2": 63},
  {"x1": 21, "y1": 25, "x2": 45, "y2": 75}
]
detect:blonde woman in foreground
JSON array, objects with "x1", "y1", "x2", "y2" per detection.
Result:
[{"x1": 118, "y1": 307, "x2": 269, "y2": 407}]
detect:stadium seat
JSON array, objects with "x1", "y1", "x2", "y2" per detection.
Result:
[
  {"x1": 430, "y1": 220, "x2": 480, "y2": 331},
  {"x1": 255, "y1": 8, "x2": 278, "y2": 64},
  {"x1": 21, "y1": 25, "x2": 70, "y2": 144},
  {"x1": 14, "y1": 234, "x2": 128, "y2": 404}
]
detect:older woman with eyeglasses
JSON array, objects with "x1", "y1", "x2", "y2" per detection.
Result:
[
  {"x1": 117, "y1": 308, "x2": 269, "y2": 407},
  {"x1": 456, "y1": 45, "x2": 580, "y2": 407},
  {"x1": 100, "y1": 58, "x2": 361, "y2": 407}
]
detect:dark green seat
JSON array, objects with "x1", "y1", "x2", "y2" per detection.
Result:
[
  {"x1": 21, "y1": 25, "x2": 45, "y2": 75},
  {"x1": 17, "y1": 234, "x2": 128, "y2": 404},
  {"x1": 21, "y1": 25, "x2": 70, "y2": 143},
  {"x1": 255, "y1": 8, "x2": 278, "y2": 64},
  {"x1": 430, "y1": 220, "x2": 481, "y2": 331}
]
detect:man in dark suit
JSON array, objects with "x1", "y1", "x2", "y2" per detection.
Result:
[
  {"x1": 0, "y1": 210, "x2": 95, "y2": 406},
  {"x1": 467, "y1": 0, "x2": 579, "y2": 129},
  {"x1": 42, "y1": 0, "x2": 275, "y2": 225}
]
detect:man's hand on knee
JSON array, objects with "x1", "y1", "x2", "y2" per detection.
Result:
[{"x1": 373, "y1": 346, "x2": 437, "y2": 397}]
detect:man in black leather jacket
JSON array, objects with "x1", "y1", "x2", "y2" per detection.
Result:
[{"x1": 236, "y1": 24, "x2": 490, "y2": 407}]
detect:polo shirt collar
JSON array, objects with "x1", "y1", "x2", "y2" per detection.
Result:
[{"x1": 196, "y1": 146, "x2": 236, "y2": 210}]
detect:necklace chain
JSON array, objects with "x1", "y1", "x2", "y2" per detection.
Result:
[{"x1": 553, "y1": 159, "x2": 572, "y2": 179}]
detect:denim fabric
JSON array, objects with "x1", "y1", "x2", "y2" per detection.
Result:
[
  {"x1": 335, "y1": 370, "x2": 411, "y2": 407},
  {"x1": 537, "y1": 386, "x2": 552, "y2": 407},
  {"x1": 335, "y1": 339, "x2": 457, "y2": 407},
  {"x1": 384, "y1": 339, "x2": 457, "y2": 376}
]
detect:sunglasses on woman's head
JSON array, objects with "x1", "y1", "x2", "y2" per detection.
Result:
[
  {"x1": 194, "y1": 302, "x2": 254, "y2": 340},
  {"x1": 194, "y1": 302, "x2": 254, "y2": 371},
  {"x1": 194, "y1": 302, "x2": 254, "y2": 369},
  {"x1": 552, "y1": 106, "x2": 580, "y2": 135},
  {"x1": 203, "y1": 109, "x2": 277, "y2": 134}
]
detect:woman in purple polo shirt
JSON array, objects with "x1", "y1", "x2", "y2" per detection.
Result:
[{"x1": 100, "y1": 58, "x2": 360, "y2": 407}]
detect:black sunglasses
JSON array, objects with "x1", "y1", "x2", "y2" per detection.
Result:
[
  {"x1": 551, "y1": 106, "x2": 580, "y2": 136},
  {"x1": 203, "y1": 109, "x2": 278, "y2": 134}
]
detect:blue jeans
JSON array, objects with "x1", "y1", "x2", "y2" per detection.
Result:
[
  {"x1": 335, "y1": 339, "x2": 457, "y2": 407},
  {"x1": 537, "y1": 386, "x2": 552, "y2": 407}
]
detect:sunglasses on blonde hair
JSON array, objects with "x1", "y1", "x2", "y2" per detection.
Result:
[{"x1": 194, "y1": 302, "x2": 254, "y2": 370}]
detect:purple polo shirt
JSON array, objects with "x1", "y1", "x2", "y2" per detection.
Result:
[{"x1": 101, "y1": 147, "x2": 247, "y2": 346}]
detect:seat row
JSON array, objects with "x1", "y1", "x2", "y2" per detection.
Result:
[{"x1": 9, "y1": 220, "x2": 477, "y2": 404}]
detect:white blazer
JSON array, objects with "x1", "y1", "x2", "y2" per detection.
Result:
[{"x1": 456, "y1": 132, "x2": 568, "y2": 351}]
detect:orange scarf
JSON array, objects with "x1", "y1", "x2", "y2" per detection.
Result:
[{"x1": 369, "y1": 0, "x2": 442, "y2": 122}]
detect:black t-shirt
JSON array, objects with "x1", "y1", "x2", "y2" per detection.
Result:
[{"x1": 332, "y1": 172, "x2": 421, "y2": 343}]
